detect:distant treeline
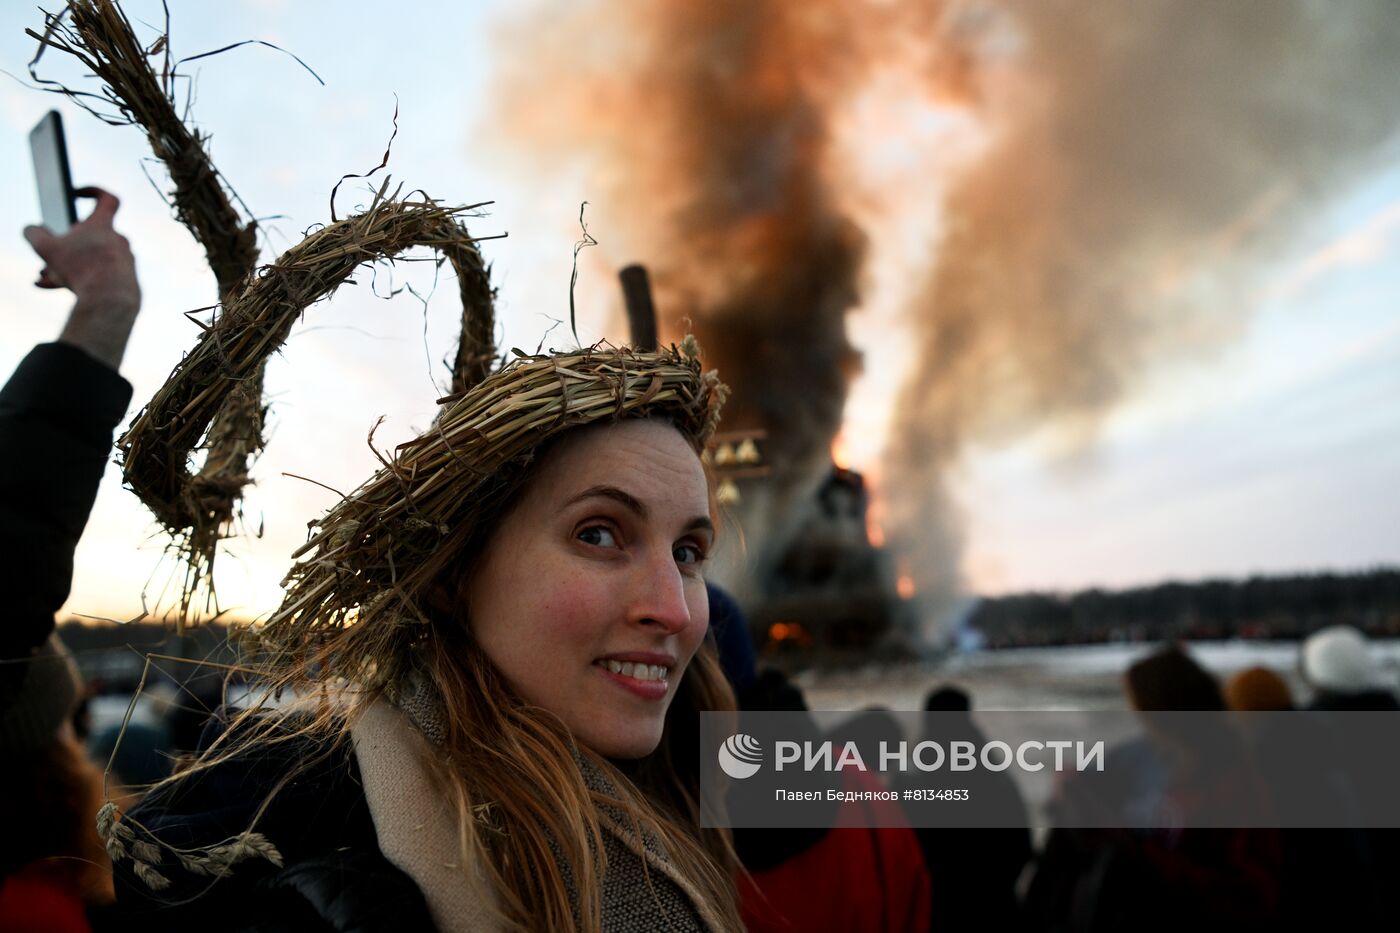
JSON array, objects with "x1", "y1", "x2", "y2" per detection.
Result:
[{"x1": 968, "y1": 568, "x2": 1400, "y2": 649}]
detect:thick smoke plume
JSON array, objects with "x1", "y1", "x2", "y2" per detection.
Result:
[
  {"x1": 494, "y1": 0, "x2": 1400, "y2": 627},
  {"x1": 883, "y1": 0, "x2": 1400, "y2": 628}
]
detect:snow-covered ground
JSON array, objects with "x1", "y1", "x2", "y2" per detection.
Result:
[{"x1": 794, "y1": 638, "x2": 1400, "y2": 711}]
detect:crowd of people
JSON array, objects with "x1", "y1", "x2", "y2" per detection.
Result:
[
  {"x1": 1023, "y1": 631, "x2": 1400, "y2": 931},
  {"x1": 727, "y1": 622, "x2": 1400, "y2": 932},
  {"x1": 3, "y1": 190, "x2": 1399, "y2": 932}
]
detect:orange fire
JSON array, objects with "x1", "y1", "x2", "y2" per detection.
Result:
[
  {"x1": 864, "y1": 484, "x2": 886, "y2": 548},
  {"x1": 867, "y1": 520, "x2": 886, "y2": 548},
  {"x1": 830, "y1": 430, "x2": 852, "y2": 470},
  {"x1": 768, "y1": 621, "x2": 811, "y2": 645},
  {"x1": 896, "y1": 559, "x2": 915, "y2": 599}
]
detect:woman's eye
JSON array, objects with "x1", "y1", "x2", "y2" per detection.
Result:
[
  {"x1": 674, "y1": 543, "x2": 705, "y2": 566},
  {"x1": 577, "y1": 525, "x2": 619, "y2": 548}
]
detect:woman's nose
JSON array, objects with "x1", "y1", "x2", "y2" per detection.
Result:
[{"x1": 627, "y1": 549, "x2": 693, "y2": 634}]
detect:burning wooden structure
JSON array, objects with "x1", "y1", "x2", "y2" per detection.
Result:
[{"x1": 749, "y1": 463, "x2": 914, "y2": 666}]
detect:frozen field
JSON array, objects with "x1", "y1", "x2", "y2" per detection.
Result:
[{"x1": 794, "y1": 638, "x2": 1400, "y2": 712}]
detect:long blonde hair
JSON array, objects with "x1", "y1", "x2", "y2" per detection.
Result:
[{"x1": 401, "y1": 418, "x2": 744, "y2": 931}]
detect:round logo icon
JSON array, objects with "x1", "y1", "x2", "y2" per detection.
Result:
[{"x1": 718, "y1": 733, "x2": 763, "y2": 779}]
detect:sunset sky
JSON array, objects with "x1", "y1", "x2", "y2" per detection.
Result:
[{"x1": 1, "y1": 0, "x2": 1397, "y2": 624}]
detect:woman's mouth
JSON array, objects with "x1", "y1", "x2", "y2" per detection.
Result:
[{"x1": 593, "y1": 658, "x2": 672, "y2": 700}]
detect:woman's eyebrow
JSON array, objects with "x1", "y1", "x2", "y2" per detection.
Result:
[
  {"x1": 564, "y1": 485, "x2": 713, "y2": 535},
  {"x1": 565, "y1": 485, "x2": 647, "y2": 516},
  {"x1": 685, "y1": 516, "x2": 715, "y2": 535}
]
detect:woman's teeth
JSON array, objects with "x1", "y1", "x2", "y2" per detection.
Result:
[{"x1": 596, "y1": 659, "x2": 668, "y2": 681}]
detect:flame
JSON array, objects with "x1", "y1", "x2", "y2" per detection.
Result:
[
  {"x1": 493, "y1": 0, "x2": 1400, "y2": 637},
  {"x1": 768, "y1": 621, "x2": 810, "y2": 644},
  {"x1": 831, "y1": 430, "x2": 852, "y2": 470},
  {"x1": 864, "y1": 482, "x2": 886, "y2": 548},
  {"x1": 867, "y1": 519, "x2": 886, "y2": 549},
  {"x1": 896, "y1": 558, "x2": 915, "y2": 599}
]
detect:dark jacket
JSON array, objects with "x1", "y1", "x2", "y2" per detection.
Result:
[
  {"x1": 114, "y1": 714, "x2": 433, "y2": 932},
  {"x1": 0, "y1": 343, "x2": 130, "y2": 932},
  {"x1": 894, "y1": 710, "x2": 1032, "y2": 932},
  {"x1": 1304, "y1": 689, "x2": 1400, "y2": 912},
  {"x1": 1307, "y1": 689, "x2": 1400, "y2": 712},
  {"x1": 0, "y1": 343, "x2": 130, "y2": 695}
]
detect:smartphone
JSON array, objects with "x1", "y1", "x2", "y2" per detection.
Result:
[{"x1": 30, "y1": 110, "x2": 77, "y2": 235}]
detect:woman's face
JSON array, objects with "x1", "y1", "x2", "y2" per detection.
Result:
[{"x1": 466, "y1": 420, "x2": 714, "y2": 758}]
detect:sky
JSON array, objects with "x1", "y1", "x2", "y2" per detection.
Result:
[{"x1": 1, "y1": 1, "x2": 1397, "y2": 623}]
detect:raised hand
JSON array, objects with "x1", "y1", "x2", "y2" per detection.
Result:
[{"x1": 23, "y1": 187, "x2": 142, "y2": 370}]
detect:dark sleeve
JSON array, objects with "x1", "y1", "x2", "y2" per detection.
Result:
[
  {"x1": 0, "y1": 342, "x2": 132, "y2": 674},
  {"x1": 241, "y1": 849, "x2": 435, "y2": 933},
  {"x1": 113, "y1": 714, "x2": 419, "y2": 930}
]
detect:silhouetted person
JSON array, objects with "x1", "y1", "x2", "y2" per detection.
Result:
[
  {"x1": 831, "y1": 705, "x2": 904, "y2": 777},
  {"x1": 706, "y1": 583, "x2": 758, "y2": 697},
  {"x1": 1300, "y1": 626, "x2": 1400, "y2": 909},
  {"x1": 1301, "y1": 625, "x2": 1399, "y2": 711},
  {"x1": 731, "y1": 670, "x2": 930, "y2": 932},
  {"x1": 1223, "y1": 665, "x2": 1380, "y2": 928},
  {"x1": 165, "y1": 675, "x2": 228, "y2": 756},
  {"x1": 893, "y1": 685, "x2": 1032, "y2": 933},
  {"x1": 0, "y1": 189, "x2": 141, "y2": 929}
]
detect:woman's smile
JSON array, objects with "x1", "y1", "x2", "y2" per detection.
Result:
[{"x1": 593, "y1": 661, "x2": 670, "y2": 699}]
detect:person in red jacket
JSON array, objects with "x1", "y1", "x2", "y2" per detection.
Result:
[
  {"x1": 738, "y1": 768, "x2": 932, "y2": 933},
  {"x1": 731, "y1": 670, "x2": 931, "y2": 933}
]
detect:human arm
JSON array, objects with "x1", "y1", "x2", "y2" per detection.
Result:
[{"x1": 0, "y1": 188, "x2": 138, "y2": 695}]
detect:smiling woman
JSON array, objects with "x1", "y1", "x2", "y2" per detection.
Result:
[
  {"x1": 466, "y1": 421, "x2": 715, "y2": 760},
  {"x1": 107, "y1": 344, "x2": 745, "y2": 932}
]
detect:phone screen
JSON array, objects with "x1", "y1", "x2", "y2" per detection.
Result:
[{"x1": 30, "y1": 110, "x2": 76, "y2": 235}]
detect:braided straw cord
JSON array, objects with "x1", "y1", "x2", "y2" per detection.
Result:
[{"x1": 116, "y1": 189, "x2": 498, "y2": 618}]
